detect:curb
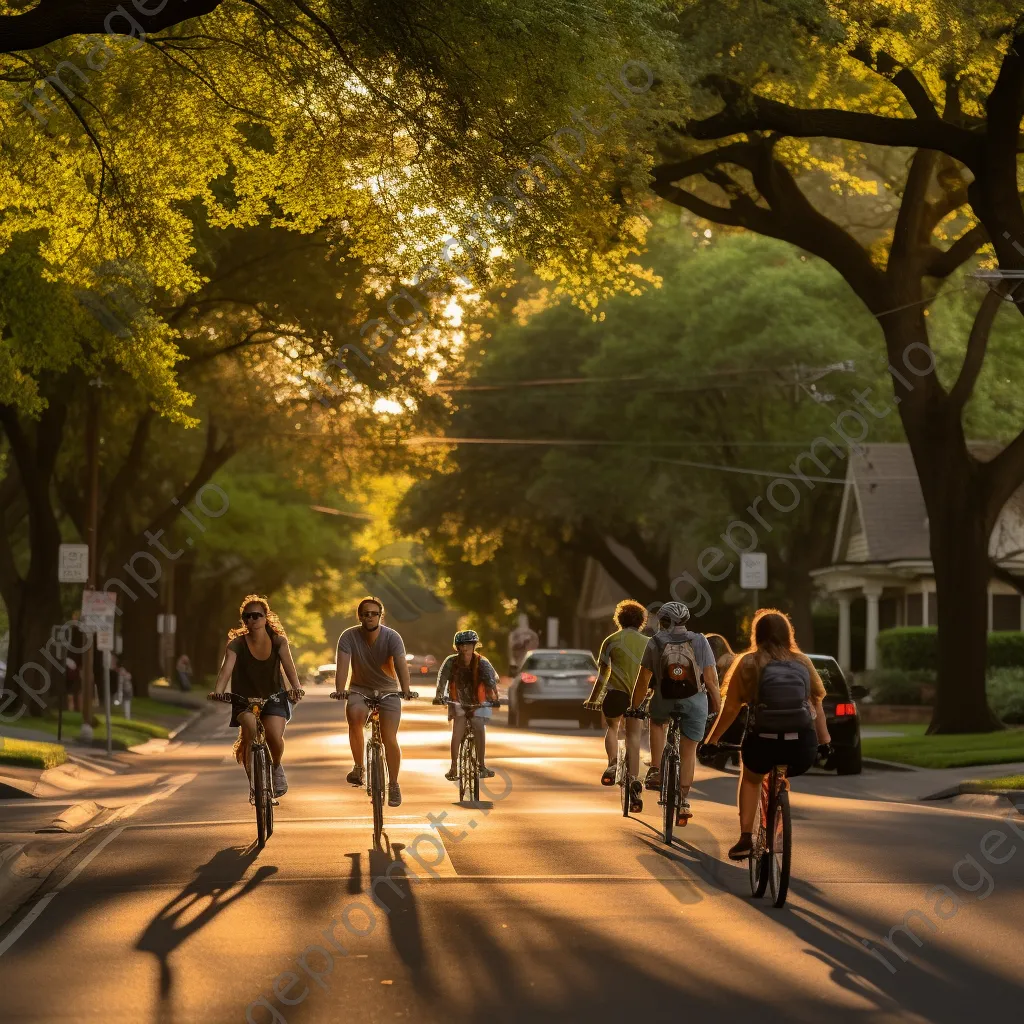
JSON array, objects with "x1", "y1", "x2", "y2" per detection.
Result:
[
  {"x1": 862, "y1": 757, "x2": 921, "y2": 773},
  {"x1": 167, "y1": 709, "x2": 203, "y2": 740},
  {"x1": 0, "y1": 832, "x2": 91, "y2": 932}
]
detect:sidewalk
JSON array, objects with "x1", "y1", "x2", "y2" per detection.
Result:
[{"x1": 794, "y1": 760, "x2": 1024, "y2": 811}]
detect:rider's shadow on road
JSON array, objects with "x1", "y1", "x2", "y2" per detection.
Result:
[{"x1": 135, "y1": 845, "x2": 277, "y2": 1022}]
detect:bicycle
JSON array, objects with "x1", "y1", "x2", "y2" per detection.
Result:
[
  {"x1": 210, "y1": 689, "x2": 302, "y2": 849},
  {"x1": 711, "y1": 734, "x2": 791, "y2": 908},
  {"x1": 441, "y1": 699, "x2": 501, "y2": 804},
  {"x1": 331, "y1": 689, "x2": 418, "y2": 847},
  {"x1": 614, "y1": 706, "x2": 646, "y2": 817}
]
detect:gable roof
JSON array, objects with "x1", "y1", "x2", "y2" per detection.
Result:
[{"x1": 832, "y1": 443, "x2": 1024, "y2": 565}]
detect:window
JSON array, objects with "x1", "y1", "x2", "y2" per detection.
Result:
[
  {"x1": 992, "y1": 594, "x2": 1022, "y2": 632},
  {"x1": 927, "y1": 591, "x2": 937, "y2": 625},
  {"x1": 905, "y1": 592, "x2": 923, "y2": 627},
  {"x1": 808, "y1": 657, "x2": 850, "y2": 698},
  {"x1": 520, "y1": 653, "x2": 597, "y2": 672}
]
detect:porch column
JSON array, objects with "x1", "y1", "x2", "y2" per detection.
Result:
[
  {"x1": 837, "y1": 594, "x2": 852, "y2": 672},
  {"x1": 864, "y1": 584, "x2": 883, "y2": 671}
]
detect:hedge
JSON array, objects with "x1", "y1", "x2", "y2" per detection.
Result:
[{"x1": 877, "y1": 628, "x2": 1024, "y2": 671}]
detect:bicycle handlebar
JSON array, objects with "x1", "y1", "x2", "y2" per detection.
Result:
[
  {"x1": 208, "y1": 688, "x2": 304, "y2": 706},
  {"x1": 329, "y1": 690, "x2": 419, "y2": 701}
]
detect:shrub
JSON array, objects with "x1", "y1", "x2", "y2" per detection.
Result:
[
  {"x1": 988, "y1": 632, "x2": 1024, "y2": 668},
  {"x1": 860, "y1": 668, "x2": 935, "y2": 705},
  {"x1": 877, "y1": 628, "x2": 938, "y2": 671},
  {"x1": 877, "y1": 628, "x2": 1024, "y2": 672},
  {"x1": 987, "y1": 667, "x2": 1024, "y2": 725}
]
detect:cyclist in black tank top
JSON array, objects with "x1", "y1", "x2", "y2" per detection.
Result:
[{"x1": 210, "y1": 596, "x2": 304, "y2": 797}]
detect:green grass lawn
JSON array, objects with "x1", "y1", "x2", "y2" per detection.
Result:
[
  {"x1": 0, "y1": 737, "x2": 68, "y2": 770},
  {"x1": 29, "y1": 711, "x2": 169, "y2": 750},
  {"x1": 126, "y1": 697, "x2": 193, "y2": 722},
  {"x1": 962, "y1": 773, "x2": 1024, "y2": 790},
  {"x1": 862, "y1": 726, "x2": 1024, "y2": 769}
]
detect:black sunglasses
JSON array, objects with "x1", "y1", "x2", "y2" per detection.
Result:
[{"x1": 243, "y1": 611, "x2": 265, "y2": 621}]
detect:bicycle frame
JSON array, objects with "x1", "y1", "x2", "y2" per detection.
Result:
[{"x1": 446, "y1": 701, "x2": 498, "y2": 804}]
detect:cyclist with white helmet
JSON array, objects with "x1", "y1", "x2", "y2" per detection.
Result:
[
  {"x1": 433, "y1": 630, "x2": 500, "y2": 781},
  {"x1": 631, "y1": 601, "x2": 721, "y2": 824}
]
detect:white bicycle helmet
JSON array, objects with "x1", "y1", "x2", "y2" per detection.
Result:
[{"x1": 657, "y1": 601, "x2": 690, "y2": 627}]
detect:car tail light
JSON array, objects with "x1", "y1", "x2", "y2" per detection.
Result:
[
  {"x1": 836, "y1": 702, "x2": 857, "y2": 716},
  {"x1": 586, "y1": 675, "x2": 597, "y2": 683},
  {"x1": 520, "y1": 673, "x2": 538, "y2": 684},
  {"x1": 420, "y1": 666, "x2": 428, "y2": 674}
]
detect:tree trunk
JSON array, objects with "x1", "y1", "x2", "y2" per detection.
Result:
[
  {"x1": 120, "y1": 594, "x2": 160, "y2": 698},
  {"x1": 4, "y1": 582, "x2": 64, "y2": 719},
  {"x1": 909, "y1": 435, "x2": 1002, "y2": 733}
]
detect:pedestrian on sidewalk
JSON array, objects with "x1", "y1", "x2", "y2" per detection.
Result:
[
  {"x1": 175, "y1": 653, "x2": 193, "y2": 691},
  {"x1": 118, "y1": 663, "x2": 134, "y2": 719}
]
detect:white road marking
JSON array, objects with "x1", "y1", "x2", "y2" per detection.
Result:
[
  {"x1": 0, "y1": 893, "x2": 56, "y2": 957},
  {"x1": 54, "y1": 826, "x2": 126, "y2": 891},
  {"x1": 0, "y1": 825, "x2": 127, "y2": 957}
]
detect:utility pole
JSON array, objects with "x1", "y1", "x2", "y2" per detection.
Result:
[{"x1": 79, "y1": 383, "x2": 101, "y2": 744}]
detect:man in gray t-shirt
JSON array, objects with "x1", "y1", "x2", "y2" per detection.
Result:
[{"x1": 332, "y1": 597, "x2": 416, "y2": 806}]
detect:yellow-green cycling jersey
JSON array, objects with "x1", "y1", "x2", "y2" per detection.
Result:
[{"x1": 586, "y1": 627, "x2": 651, "y2": 705}]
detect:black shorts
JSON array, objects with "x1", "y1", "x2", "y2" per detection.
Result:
[
  {"x1": 741, "y1": 727, "x2": 817, "y2": 777},
  {"x1": 229, "y1": 692, "x2": 293, "y2": 728},
  {"x1": 601, "y1": 690, "x2": 630, "y2": 719}
]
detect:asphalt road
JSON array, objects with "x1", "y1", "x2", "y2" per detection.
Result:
[{"x1": 1, "y1": 693, "x2": 1023, "y2": 1023}]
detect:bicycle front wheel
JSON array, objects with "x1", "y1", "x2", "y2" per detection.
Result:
[
  {"x1": 769, "y1": 786, "x2": 792, "y2": 907},
  {"x1": 368, "y1": 743, "x2": 385, "y2": 847},
  {"x1": 662, "y1": 755, "x2": 679, "y2": 845},
  {"x1": 253, "y1": 747, "x2": 269, "y2": 848}
]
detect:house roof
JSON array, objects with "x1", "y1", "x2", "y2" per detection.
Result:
[{"x1": 832, "y1": 442, "x2": 1024, "y2": 565}]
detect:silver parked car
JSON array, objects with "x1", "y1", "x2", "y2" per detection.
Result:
[{"x1": 507, "y1": 648, "x2": 599, "y2": 729}]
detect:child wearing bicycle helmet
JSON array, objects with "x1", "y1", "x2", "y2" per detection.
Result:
[{"x1": 433, "y1": 629, "x2": 500, "y2": 782}]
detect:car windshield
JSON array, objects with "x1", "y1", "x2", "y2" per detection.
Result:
[
  {"x1": 521, "y1": 653, "x2": 596, "y2": 672},
  {"x1": 809, "y1": 656, "x2": 850, "y2": 698}
]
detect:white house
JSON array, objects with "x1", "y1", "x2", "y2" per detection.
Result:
[{"x1": 810, "y1": 444, "x2": 1024, "y2": 671}]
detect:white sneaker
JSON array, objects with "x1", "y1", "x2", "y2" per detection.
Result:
[{"x1": 273, "y1": 764, "x2": 288, "y2": 796}]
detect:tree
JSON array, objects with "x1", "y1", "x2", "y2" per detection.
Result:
[
  {"x1": 643, "y1": 4, "x2": 1024, "y2": 732},
  {"x1": 400, "y1": 230, "x2": 896, "y2": 642}
]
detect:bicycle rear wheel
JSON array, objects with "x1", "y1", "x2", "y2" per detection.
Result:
[
  {"x1": 619, "y1": 744, "x2": 630, "y2": 817},
  {"x1": 662, "y1": 755, "x2": 679, "y2": 845},
  {"x1": 252, "y1": 747, "x2": 269, "y2": 848},
  {"x1": 368, "y1": 742, "x2": 385, "y2": 847},
  {"x1": 749, "y1": 781, "x2": 770, "y2": 898},
  {"x1": 769, "y1": 785, "x2": 792, "y2": 907}
]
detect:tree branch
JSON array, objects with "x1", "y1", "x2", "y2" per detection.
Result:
[
  {"x1": 850, "y1": 44, "x2": 939, "y2": 120},
  {"x1": 0, "y1": 0, "x2": 222, "y2": 52},
  {"x1": 925, "y1": 224, "x2": 989, "y2": 278},
  {"x1": 688, "y1": 76, "x2": 980, "y2": 167},
  {"x1": 950, "y1": 283, "x2": 1006, "y2": 413}
]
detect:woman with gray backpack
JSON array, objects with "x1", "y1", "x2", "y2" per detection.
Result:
[{"x1": 703, "y1": 608, "x2": 831, "y2": 861}]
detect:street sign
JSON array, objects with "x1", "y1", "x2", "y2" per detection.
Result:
[
  {"x1": 739, "y1": 552, "x2": 768, "y2": 590},
  {"x1": 81, "y1": 590, "x2": 117, "y2": 634},
  {"x1": 96, "y1": 628, "x2": 114, "y2": 652},
  {"x1": 58, "y1": 544, "x2": 89, "y2": 583}
]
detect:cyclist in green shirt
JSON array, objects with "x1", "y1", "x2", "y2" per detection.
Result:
[{"x1": 583, "y1": 599, "x2": 652, "y2": 812}]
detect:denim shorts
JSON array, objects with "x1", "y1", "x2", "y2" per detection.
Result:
[
  {"x1": 229, "y1": 691, "x2": 293, "y2": 728},
  {"x1": 649, "y1": 689, "x2": 708, "y2": 741}
]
